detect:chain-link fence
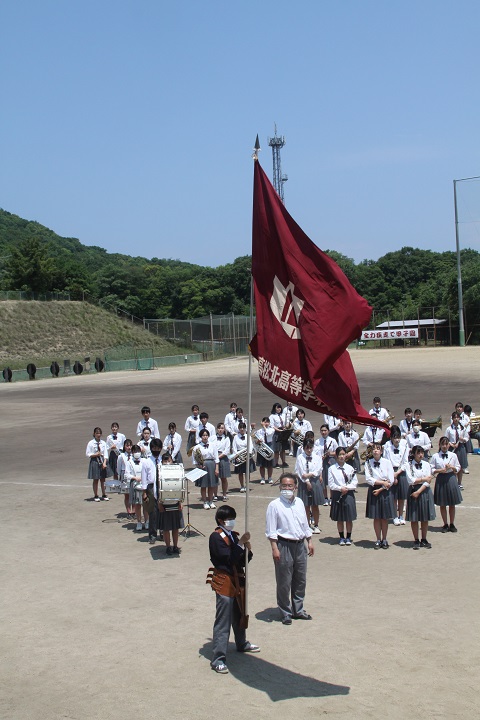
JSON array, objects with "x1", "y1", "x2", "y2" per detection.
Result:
[
  {"x1": 0, "y1": 290, "x2": 71, "y2": 301},
  {"x1": 143, "y1": 314, "x2": 256, "y2": 358},
  {"x1": 360, "y1": 306, "x2": 473, "y2": 347}
]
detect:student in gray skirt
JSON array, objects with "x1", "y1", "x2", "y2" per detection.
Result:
[
  {"x1": 295, "y1": 439, "x2": 324, "y2": 534},
  {"x1": 365, "y1": 443, "x2": 395, "y2": 549},
  {"x1": 430, "y1": 437, "x2": 462, "y2": 533},
  {"x1": 405, "y1": 446, "x2": 435, "y2": 549},
  {"x1": 327, "y1": 447, "x2": 358, "y2": 546}
]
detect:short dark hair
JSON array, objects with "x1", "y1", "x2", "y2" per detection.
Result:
[
  {"x1": 373, "y1": 396, "x2": 381, "y2": 403},
  {"x1": 150, "y1": 438, "x2": 163, "y2": 451},
  {"x1": 279, "y1": 472, "x2": 297, "y2": 486},
  {"x1": 141, "y1": 406, "x2": 151, "y2": 414},
  {"x1": 215, "y1": 505, "x2": 236, "y2": 523},
  {"x1": 200, "y1": 412, "x2": 209, "y2": 420},
  {"x1": 161, "y1": 452, "x2": 172, "y2": 463}
]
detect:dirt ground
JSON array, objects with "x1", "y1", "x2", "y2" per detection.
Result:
[{"x1": 1, "y1": 346, "x2": 479, "y2": 720}]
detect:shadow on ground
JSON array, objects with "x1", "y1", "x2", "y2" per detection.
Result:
[{"x1": 198, "y1": 641, "x2": 349, "y2": 700}]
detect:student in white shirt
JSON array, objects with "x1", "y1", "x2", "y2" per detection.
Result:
[
  {"x1": 192, "y1": 429, "x2": 219, "y2": 509},
  {"x1": 185, "y1": 404, "x2": 201, "y2": 453},
  {"x1": 139, "y1": 427, "x2": 152, "y2": 459},
  {"x1": 430, "y1": 436, "x2": 462, "y2": 533},
  {"x1": 164, "y1": 422, "x2": 183, "y2": 464},
  {"x1": 136, "y1": 406, "x2": 160, "y2": 440},
  {"x1": 215, "y1": 422, "x2": 231, "y2": 501},
  {"x1": 337, "y1": 421, "x2": 360, "y2": 471},
  {"x1": 383, "y1": 428, "x2": 409, "y2": 525},
  {"x1": 195, "y1": 413, "x2": 217, "y2": 443},
  {"x1": 106, "y1": 422, "x2": 126, "y2": 479},
  {"x1": 314, "y1": 425, "x2": 337, "y2": 504},
  {"x1": 253, "y1": 417, "x2": 275, "y2": 485},
  {"x1": 399, "y1": 407, "x2": 414, "y2": 439},
  {"x1": 86, "y1": 427, "x2": 111, "y2": 502},
  {"x1": 405, "y1": 446, "x2": 435, "y2": 549},
  {"x1": 369, "y1": 396, "x2": 392, "y2": 426},
  {"x1": 231, "y1": 423, "x2": 255, "y2": 493},
  {"x1": 445, "y1": 412, "x2": 469, "y2": 488},
  {"x1": 327, "y1": 447, "x2": 358, "y2": 545},
  {"x1": 406, "y1": 421, "x2": 432, "y2": 458},
  {"x1": 291, "y1": 410, "x2": 313, "y2": 458},
  {"x1": 365, "y1": 444, "x2": 395, "y2": 549},
  {"x1": 295, "y1": 439, "x2": 324, "y2": 534},
  {"x1": 323, "y1": 413, "x2": 342, "y2": 441},
  {"x1": 125, "y1": 444, "x2": 149, "y2": 532},
  {"x1": 117, "y1": 438, "x2": 134, "y2": 516}
]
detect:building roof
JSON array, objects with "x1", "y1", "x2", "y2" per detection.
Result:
[{"x1": 376, "y1": 319, "x2": 446, "y2": 328}]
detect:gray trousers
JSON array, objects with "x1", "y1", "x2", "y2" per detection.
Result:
[
  {"x1": 275, "y1": 539, "x2": 307, "y2": 620},
  {"x1": 211, "y1": 592, "x2": 246, "y2": 667}
]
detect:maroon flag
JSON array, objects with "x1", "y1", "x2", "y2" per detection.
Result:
[{"x1": 250, "y1": 160, "x2": 388, "y2": 432}]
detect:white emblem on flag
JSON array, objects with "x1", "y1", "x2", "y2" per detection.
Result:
[{"x1": 270, "y1": 276, "x2": 304, "y2": 340}]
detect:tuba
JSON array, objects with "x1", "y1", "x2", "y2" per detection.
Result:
[
  {"x1": 419, "y1": 416, "x2": 442, "y2": 438},
  {"x1": 251, "y1": 432, "x2": 274, "y2": 460},
  {"x1": 228, "y1": 447, "x2": 256, "y2": 468},
  {"x1": 469, "y1": 413, "x2": 480, "y2": 433}
]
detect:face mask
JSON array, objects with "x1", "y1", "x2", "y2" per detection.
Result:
[
  {"x1": 133, "y1": 452, "x2": 141, "y2": 460},
  {"x1": 281, "y1": 489, "x2": 294, "y2": 499},
  {"x1": 151, "y1": 450, "x2": 161, "y2": 458},
  {"x1": 224, "y1": 519, "x2": 236, "y2": 530}
]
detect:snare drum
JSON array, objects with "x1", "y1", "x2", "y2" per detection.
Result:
[{"x1": 159, "y1": 464, "x2": 186, "y2": 509}]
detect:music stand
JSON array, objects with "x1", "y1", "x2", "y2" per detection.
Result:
[{"x1": 181, "y1": 468, "x2": 206, "y2": 538}]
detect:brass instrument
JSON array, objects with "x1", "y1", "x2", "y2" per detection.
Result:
[
  {"x1": 385, "y1": 408, "x2": 395, "y2": 422},
  {"x1": 290, "y1": 430, "x2": 305, "y2": 447},
  {"x1": 420, "y1": 416, "x2": 442, "y2": 438},
  {"x1": 343, "y1": 437, "x2": 360, "y2": 455},
  {"x1": 360, "y1": 445, "x2": 374, "y2": 461},
  {"x1": 228, "y1": 447, "x2": 256, "y2": 468},
  {"x1": 193, "y1": 446, "x2": 204, "y2": 467},
  {"x1": 275, "y1": 423, "x2": 293, "y2": 444},
  {"x1": 251, "y1": 433, "x2": 274, "y2": 460},
  {"x1": 468, "y1": 413, "x2": 480, "y2": 433}
]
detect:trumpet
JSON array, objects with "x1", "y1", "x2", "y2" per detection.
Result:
[
  {"x1": 386, "y1": 408, "x2": 395, "y2": 422},
  {"x1": 251, "y1": 433, "x2": 274, "y2": 460}
]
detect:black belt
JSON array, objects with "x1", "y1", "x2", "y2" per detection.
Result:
[{"x1": 278, "y1": 536, "x2": 305, "y2": 543}]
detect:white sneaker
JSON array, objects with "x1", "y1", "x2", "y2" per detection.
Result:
[
  {"x1": 393, "y1": 517, "x2": 400, "y2": 526},
  {"x1": 463, "y1": 469, "x2": 470, "y2": 474},
  {"x1": 212, "y1": 496, "x2": 218, "y2": 501},
  {"x1": 312, "y1": 526, "x2": 321, "y2": 534},
  {"x1": 203, "y1": 502, "x2": 210, "y2": 510},
  {"x1": 209, "y1": 501, "x2": 216, "y2": 509},
  {"x1": 222, "y1": 495, "x2": 228, "y2": 501},
  {"x1": 240, "y1": 487, "x2": 246, "y2": 493},
  {"x1": 136, "y1": 522, "x2": 143, "y2": 531},
  {"x1": 399, "y1": 516, "x2": 406, "y2": 525},
  {"x1": 94, "y1": 497, "x2": 101, "y2": 502},
  {"x1": 268, "y1": 478, "x2": 274, "y2": 484},
  {"x1": 145, "y1": 520, "x2": 149, "y2": 530},
  {"x1": 260, "y1": 479, "x2": 265, "y2": 484},
  {"x1": 288, "y1": 452, "x2": 294, "y2": 456}
]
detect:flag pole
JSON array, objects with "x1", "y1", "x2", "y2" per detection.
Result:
[{"x1": 244, "y1": 135, "x2": 261, "y2": 623}]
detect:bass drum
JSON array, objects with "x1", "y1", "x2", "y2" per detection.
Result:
[
  {"x1": 159, "y1": 464, "x2": 186, "y2": 510},
  {"x1": 105, "y1": 480, "x2": 122, "y2": 494}
]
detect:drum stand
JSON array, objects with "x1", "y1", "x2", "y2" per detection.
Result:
[{"x1": 181, "y1": 476, "x2": 204, "y2": 538}]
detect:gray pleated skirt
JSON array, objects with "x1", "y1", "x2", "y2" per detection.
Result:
[
  {"x1": 88, "y1": 458, "x2": 112, "y2": 480},
  {"x1": 392, "y1": 471, "x2": 409, "y2": 501},
  {"x1": 346, "y1": 450, "x2": 361, "y2": 472},
  {"x1": 322, "y1": 457, "x2": 336, "y2": 485},
  {"x1": 195, "y1": 459, "x2": 218, "y2": 488},
  {"x1": 366, "y1": 487, "x2": 395, "y2": 519},
  {"x1": 297, "y1": 477, "x2": 325, "y2": 506},
  {"x1": 434, "y1": 472, "x2": 463, "y2": 506},
  {"x1": 406, "y1": 486, "x2": 436, "y2": 522},
  {"x1": 454, "y1": 444, "x2": 468, "y2": 470},
  {"x1": 218, "y1": 456, "x2": 231, "y2": 478},
  {"x1": 329, "y1": 490, "x2": 357, "y2": 522}
]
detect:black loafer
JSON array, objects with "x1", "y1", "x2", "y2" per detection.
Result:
[
  {"x1": 449, "y1": 524, "x2": 458, "y2": 533},
  {"x1": 281, "y1": 617, "x2": 292, "y2": 625},
  {"x1": 293, "y1": 613, "x2": 312, "y2": 620},
  {"x1": 441, "y1": 524, "x2": 450, "y2": 533}
]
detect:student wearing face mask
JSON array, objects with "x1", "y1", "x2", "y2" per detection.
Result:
[
  {"x1": 265, "y1": 473, "x2": 314, "y2": 625},
  {"x1": 125, "y1": 444, "x2": 149, "y2": 532},
  {"x1": 207, "y1": 506, "x2": 260, "y2": 674}
]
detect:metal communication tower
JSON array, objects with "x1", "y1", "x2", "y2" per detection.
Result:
[{"x1": 268, "y1": 124, "x2": 288, "y2": 204}]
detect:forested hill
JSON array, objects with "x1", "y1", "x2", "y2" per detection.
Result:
[{"x1": 1, "y1": 208, "x2": 479, "y2": 323}]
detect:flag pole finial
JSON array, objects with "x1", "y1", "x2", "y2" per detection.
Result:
[{"x1": 252, "y1": 134, "x2": 261, "y2": 160}]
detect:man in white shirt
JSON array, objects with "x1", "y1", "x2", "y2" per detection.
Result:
[{"x1": 265, "y1": 473, "x2": 314, "y2": 625}]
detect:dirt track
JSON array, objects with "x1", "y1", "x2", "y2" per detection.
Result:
[{"x1": 1, "y1": 346, "x2": 479, "y2": 720}]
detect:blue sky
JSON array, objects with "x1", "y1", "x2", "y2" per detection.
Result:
[{"x1": 1, "y1": 0, "x2": 479, "y2": 267}]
